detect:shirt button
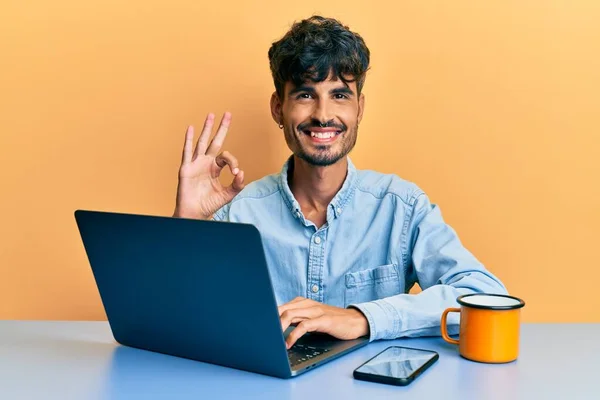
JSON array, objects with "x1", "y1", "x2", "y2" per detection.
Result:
[
  {"x1": 311, "y1": 285, "x2": 319, "y2": 293},
  {"x1": 314, "y1": 236, "x2": 321, "y2": 244},
  {"x1": 336, "y1": 207, "x2": 342, "y2": 214}
]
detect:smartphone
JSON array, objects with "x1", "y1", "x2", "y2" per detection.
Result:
[{"x1": 353, "y1": 346, "x2": 439, "y2": 386}]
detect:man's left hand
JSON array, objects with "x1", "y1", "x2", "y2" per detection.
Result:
[{"x1": 278, "y1": 297, "x2": 370, "y2": 349}]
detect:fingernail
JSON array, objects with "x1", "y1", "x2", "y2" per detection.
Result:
[{"x1": 232, "y1": 168, "x2": 239, "y2": 174}]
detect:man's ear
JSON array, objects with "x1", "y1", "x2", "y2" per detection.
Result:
[
  {"x1": 270, "y1": 91, "x2": 283, "y2": 126},
  {"x1": 357, "y1": 92, "x2": 365, "y2": 125}
]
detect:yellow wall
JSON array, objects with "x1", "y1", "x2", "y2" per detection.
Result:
[{"x1": 1, "y1": 1, "x2": 599, "y2": 321}]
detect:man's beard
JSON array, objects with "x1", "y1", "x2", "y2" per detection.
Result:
[{"x1": 287, "y1": 125, "x2": 358, "y2": 167}]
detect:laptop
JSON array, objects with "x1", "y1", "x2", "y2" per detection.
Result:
[{"x1": 74, "y1": 209, "x2": 369, "y2": 378}]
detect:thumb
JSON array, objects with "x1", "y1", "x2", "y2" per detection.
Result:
[{"x1": 225, "y1": 169, "x2": 245, "y2": 198}]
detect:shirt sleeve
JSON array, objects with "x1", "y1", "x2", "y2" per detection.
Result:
[
  {"x1": 211, "y1": 203, "x2": 230, "y2": 222},
  {"x1": 349, "y1": 192, "x2": 508, "y2": 341}
]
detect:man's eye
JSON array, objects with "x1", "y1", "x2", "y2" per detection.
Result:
[
  {"x1": 334, "y1": 94, "x2": 348, "y2": 99},
  {"x1": 297, "y1": 93, "x2": 312, "y2": 99}
]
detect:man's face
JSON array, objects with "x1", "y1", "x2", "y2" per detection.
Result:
[{"x1": 271, "y1": 73, "x2": 365, "y2": 167}]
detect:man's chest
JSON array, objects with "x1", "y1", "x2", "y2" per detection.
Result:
[{"x1": 257, "y1": 215, "x2": 411, "y2": 307}]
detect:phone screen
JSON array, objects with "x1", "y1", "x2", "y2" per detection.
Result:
[{"x1": 354, "y1": 346, "x2": 438, "y2": 380}]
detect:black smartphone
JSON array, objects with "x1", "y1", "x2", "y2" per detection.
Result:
[{"x1": 353, "y1": 346, "x2": 439, "y2": 386}]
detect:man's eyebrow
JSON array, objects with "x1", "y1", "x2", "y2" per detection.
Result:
[
  {"x1": 331, "y1": 87, "x2": 355, "y2": 96},
  {"x1": 288, "y1": 85, "x2": 315, "y2": 96},
  {"x1": 288, "y1": 85, "x2": 356, "y2": 97}
]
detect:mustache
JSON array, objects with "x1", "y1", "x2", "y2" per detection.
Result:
[{"x1": 297, "y1": 120, "x2": 346, "y2": 132}]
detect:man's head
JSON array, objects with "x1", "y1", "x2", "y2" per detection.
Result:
[{"x1": 268, "y1": 16, "x2": 370, "y2": 167}]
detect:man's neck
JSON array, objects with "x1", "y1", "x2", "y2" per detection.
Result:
[{"x1": 289, "y1": 155, "x2": 348, "y2": 217}]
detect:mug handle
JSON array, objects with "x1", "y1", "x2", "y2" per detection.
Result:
[{"x1": 441, "y1": 307, "x2": 460, "y2": 345}]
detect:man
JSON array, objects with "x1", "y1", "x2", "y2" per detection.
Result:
[{"x1": 172, "y1": 15, "x2": 507, "y2": 349}]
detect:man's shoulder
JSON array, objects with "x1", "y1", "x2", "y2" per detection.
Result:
[
  {"x1": 355, "y1": 168, "x2": 425, "y2": 207},
  {"x1": 229, "y1": 172, "x2": 282, "y2": 204},
  {"x1": 212, "y1": 172, "x2": 281, "y2": 221}
]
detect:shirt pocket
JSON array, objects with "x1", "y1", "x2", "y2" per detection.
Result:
[{"x1": 344, "y1": 263, "x2": 404, "y2": 307}]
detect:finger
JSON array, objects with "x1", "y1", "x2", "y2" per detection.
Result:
[
  {"x1": 289, "y1": 296, "x2": 307, "y2": 304},
  {"x1": 219, "y1": 170, "x2": 245, "y2": 202},
  {"x1": 278, "y1": 298, "x2": 314, "y2": 316},
  {"x1": 223, "y1": 170, "x2": 245, "y2": 199},
  {"x1": 182, "y1": 125, "x2": 194, "y2": 164},
  {"x1": 279, "y1": 296, "x2": 306, "y2": 309},
  {"x1": 278, "y1": 297, "x2": 305, "y2": 315},
  {"x1": 206, "y1": 112, "x2": 232, "y2": 156},
  {"x1": 228, "y1": 169, "x2": 245, "y2": 193},
  {"x1": 193, "y1": 113, "x2": 215, "y2": 159},
  {"x1": 215, "y1": 151, "x2": 240, "y2": 175},
  {"x1": 286, "y1": 317, "x2": 330, "y2": 349},
  {"x1": 288, "y1": 317, "x2": 308, "y2": 326},
  {"x1": 280, "y1": 307, "x2": 324, "y2": 332}
]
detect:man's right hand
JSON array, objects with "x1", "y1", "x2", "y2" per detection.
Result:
[{"x1": 173, "y1": 112, "x2": 245, "y2": 220}]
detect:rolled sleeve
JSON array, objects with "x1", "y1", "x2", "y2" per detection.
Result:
[{"x1": 350, "y1": 192, "x2": 507, "y2": 340}]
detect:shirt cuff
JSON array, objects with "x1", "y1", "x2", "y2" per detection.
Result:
[
  {"x1": 211, "y1": 206, "x2": 227, "y2": 221},
  {"x1": 350, "y1": 296, "x2": 463, "y2": 341},
  {"x1": 348, "y1": 300, "x2": 400, "y2": 342}
]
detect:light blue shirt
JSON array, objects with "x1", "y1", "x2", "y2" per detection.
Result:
[{"x1": 213, "y1": 156, "x2": 507, "y2": 341}]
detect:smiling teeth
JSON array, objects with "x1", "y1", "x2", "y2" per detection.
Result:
[{"x1": 311, "y1": 131, "x2": 336, "y2": 139}]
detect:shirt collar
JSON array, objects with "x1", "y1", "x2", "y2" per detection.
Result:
[{"x1": 277, "y1": 155, "x2": 358, "y2": 220}]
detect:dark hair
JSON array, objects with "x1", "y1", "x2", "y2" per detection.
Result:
[{"x1": 268, "y1": 15, "x2": 370, "y2": 100}]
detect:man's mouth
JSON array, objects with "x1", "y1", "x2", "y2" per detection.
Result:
[{"x1": 301, "y1": 129, "x2": 343, "y2": 141}]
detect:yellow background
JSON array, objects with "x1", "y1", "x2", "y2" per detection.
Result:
[{"x1": 1, "y1": 1, "x2": 599, "y2": 321}]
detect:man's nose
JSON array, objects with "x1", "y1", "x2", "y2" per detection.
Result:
[{"x1": 311, "y1": 99, "x2": 334, "y2": 125}]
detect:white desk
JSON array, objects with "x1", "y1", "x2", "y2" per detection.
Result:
[{"x1": 0, "y1": 322, "x2": 597, "y2": 399}]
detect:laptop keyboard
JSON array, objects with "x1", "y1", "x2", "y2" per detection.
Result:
[{"x1": 287, "y1": 343, "x2": 330, "y2": 367}]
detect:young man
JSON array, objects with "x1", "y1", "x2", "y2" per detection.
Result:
[{"x1": 172, "y1": 16, "x2": 507, "y2": 349}]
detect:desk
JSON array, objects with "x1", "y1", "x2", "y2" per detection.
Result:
[{"x1": 0, "y1": 322, "x2": 597, "y2": 399}]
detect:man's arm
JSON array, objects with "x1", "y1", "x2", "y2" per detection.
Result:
[{"x1": 349, "y1": 192, "x2": 508, "y2": 341}]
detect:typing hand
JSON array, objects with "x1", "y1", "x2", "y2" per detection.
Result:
[{"x1": 278, "y1": 297, "x2": 369, "y2": 349}]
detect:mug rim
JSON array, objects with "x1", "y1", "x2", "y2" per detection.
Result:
[{"x1": 457, "y1": 293, "x2": 525, "y2": 310}]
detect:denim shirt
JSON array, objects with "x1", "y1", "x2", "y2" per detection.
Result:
[{"x1": 213, "y1": 156, "x2": 507, "y2": 341}]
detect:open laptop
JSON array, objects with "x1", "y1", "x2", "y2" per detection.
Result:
[{"x1": 74, "y1": 209, "x2": 369, "y2": 378}]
